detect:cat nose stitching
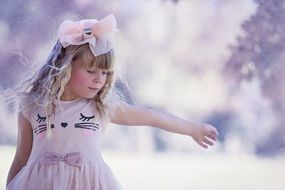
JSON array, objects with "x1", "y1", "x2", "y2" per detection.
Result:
[{"x1": 61, "y1": 123, "x2": 68, "y2": 128}]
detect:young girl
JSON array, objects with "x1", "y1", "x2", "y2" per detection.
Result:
[{"x1": 6, "y1": 14, "x2": 218, "y2": 190}]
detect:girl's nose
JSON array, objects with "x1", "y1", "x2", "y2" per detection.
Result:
[{"x1": 93, "y1": 72, "x2": 104, "y2": 83}]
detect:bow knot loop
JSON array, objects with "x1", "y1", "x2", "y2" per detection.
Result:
[{"x1": 43, "y1": 151, "x2": 82, "y2": 167}]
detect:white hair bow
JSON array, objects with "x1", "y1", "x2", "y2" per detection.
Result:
[{"x1": 58, "y1": 14, "x2": 117, "y2": 56}]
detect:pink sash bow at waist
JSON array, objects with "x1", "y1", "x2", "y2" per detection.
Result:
[{"x1": 43, "y1": 151, "x2": 82, "y2": 167}]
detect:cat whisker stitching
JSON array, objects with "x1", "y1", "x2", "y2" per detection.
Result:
[{"x1": 75, "y1": 123, "x2": 99, "y2": 131}]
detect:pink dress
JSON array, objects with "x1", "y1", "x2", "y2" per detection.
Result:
[{"x1": 7, "y1": 97, "x2": 123, "y2": 190}]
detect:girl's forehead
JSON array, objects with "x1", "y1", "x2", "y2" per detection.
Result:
[
  {"x1": 72, "y1": 49, "x2": 113, "y2": 70},
  {"x1": 72, "y1": 58, "x2": 108, "y2": 70},
  {"x1": 73, "y1": 57, "x2": 92, "y2": 66}
]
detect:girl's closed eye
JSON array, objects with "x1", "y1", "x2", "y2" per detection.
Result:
[
  {"x1": 86, "y1": 69, "x2": 96, "y2": 74},
  {"x1": 87, "y1": 69, "x2": 110, "y2": 75}
]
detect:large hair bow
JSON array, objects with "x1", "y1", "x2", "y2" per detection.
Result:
[{"x1": 58, "y1": 14, "x2": 117, "y2": 56}]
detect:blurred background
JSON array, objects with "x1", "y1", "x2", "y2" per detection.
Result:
[{"x1": 1, "y1": 0, "x2": 285, "y2": 189}]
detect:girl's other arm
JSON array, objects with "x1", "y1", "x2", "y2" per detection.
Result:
[
  {"x1": 6, "y1": 112, "x2": 33, "y2": 186},
  {"x1": 110, "y1": 100, "x2": 218, "y2": 148}
]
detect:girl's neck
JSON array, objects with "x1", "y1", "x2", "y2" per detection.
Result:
[{"x1": 59, "y1": 93, "x2": 82, "y2": 101}]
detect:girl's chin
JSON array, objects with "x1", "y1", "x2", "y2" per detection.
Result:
[{"x1": 84, "y1": 93, "x2": 99, "y2": 99}]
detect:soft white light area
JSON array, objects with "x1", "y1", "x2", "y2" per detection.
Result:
[
  {"x1": 116, "y1": 0, "x2": 257, "y2": 115},
  {"x1": 136, "y1": 61, "x2": 228, "y2": 114},
  {"x1": 230, "y1": 78, "x2": 278, "y2": 147}
]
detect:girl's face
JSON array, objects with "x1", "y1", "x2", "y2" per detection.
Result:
[{"x1": 61, "y1": 59, "x2": 108, "y2": 101}]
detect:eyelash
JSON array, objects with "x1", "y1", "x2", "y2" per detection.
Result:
[
  {"x1": 37, "y1": 113, "x2": 46, "y2": 123},
  {"x1": 87, "y1": 70, "x2": 109, "y2": 75},
  {"x1": 79, "y1": 113, "x2": 95, "y2": 122}
]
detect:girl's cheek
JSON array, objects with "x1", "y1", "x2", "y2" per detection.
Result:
[{"x1": 70, "y1": 70, "x2": 90, "y2": 84}]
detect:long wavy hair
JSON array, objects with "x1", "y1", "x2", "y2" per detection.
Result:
[{"x1": 16, "y1": 41, "x2": 115, "y2": 136}]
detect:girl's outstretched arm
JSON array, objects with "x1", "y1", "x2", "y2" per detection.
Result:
[
  {"x1": 6, "y1": 112, "x2": 33, "y2": 186},
  {"x1": 110, "y1": 100, "x2": 218, "y2": 148}
]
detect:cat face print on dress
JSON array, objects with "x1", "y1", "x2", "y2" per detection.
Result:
[
  {"x1": 34, "y1": 112, "x2": 100, "y2": 139},
  {"x1": 34, "y1": 113, "x2": 55, "y2": 139}
]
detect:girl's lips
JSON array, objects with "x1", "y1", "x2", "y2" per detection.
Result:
[{"x1": 88, "y1": 87, "x2": 99, "y2": 90}]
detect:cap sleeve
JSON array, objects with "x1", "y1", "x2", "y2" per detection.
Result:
[{"x1": 18, "y1": 93, "x2": 35, "y2": 121}]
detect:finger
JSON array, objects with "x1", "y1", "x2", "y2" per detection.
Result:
[
  {"x1": 204, "y1": 124, "x2": 218, "y2": 133},
  {"x1": 198, "y1": 141, "x2": 208, "y2": 149},
  {"x1": 210, "y1": 129, "x2": 219, "y2": 136},
  {"x1": 203, "y1": 137, "x2": 214, "y2": 146},
  {"x1": 207, "y1": 133, "x2": 217, "y2": 141},
  {"x1": 205, "y1": 124, "x2": 217, "y2": 131},
  {"x1": 212, "y1": 128, "x2": 219, "y2": 135}
]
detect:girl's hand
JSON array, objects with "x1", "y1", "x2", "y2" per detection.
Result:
[{"x1": 191, "y1": 123, "x2": 219, "y2": 149}]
